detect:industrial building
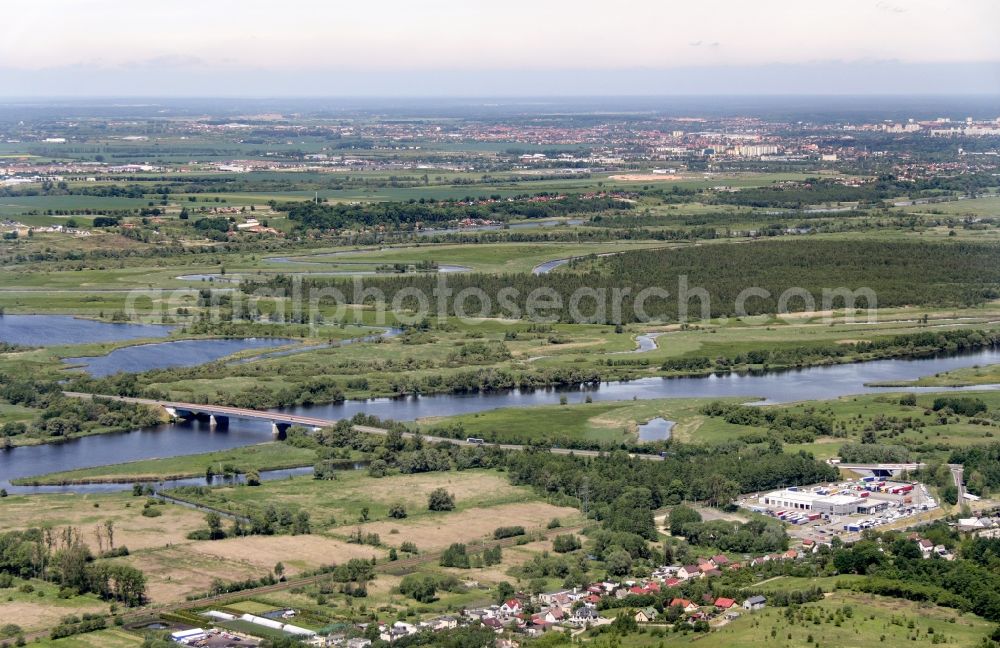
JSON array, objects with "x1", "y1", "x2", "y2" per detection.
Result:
[{"x1": 760, "y1": 489, "x2": 866, "y2": 516}]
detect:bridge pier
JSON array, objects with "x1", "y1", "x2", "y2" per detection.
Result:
[
  {"x1": 271, "y1": 421, "x2": 291, "y2": 438},
  {"x1": 209, "y1": 414, "x2": 229, "y2": 429}
]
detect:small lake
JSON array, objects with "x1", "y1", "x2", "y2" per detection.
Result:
[
  {"x1": 532, "y1": 250, "x2": 622, "y2": 275},
  {"x1": 0, "y1": 314, "x2": 174, "y2": 346},
  {"x1": 637, "y1": 417, "x2": 675, "y2": 442},
  {"x1": 63, "y1": 337, "x2": 295, "y2": 376},
  {"x1": 614, "y1": 332, "x2": 663, "y2": 354}
]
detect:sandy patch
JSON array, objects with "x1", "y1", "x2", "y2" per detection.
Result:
[
  {"x1": 113, "y1": 546, "x2": 266, "y2": 604},
  {"x1": 187, "y1": 534, "x2": 387, "y2": 574},
  {"x1": 349, "y1": 502, "x2": 579, "y2": 552},
  {"x1": 0, "y1": 599, "x2": 108, "y2": 633},
  {"x1": 0, "y1": 493, "x2": 208, "y2": 552}
]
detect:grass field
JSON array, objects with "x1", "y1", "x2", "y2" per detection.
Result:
[
  {"x1": 581, "y1": 591, "x2": 994, "y2": 647},
  {"x1": 905, "y1": 195, "x2": 1000, "y2": 217},
  {"x1": 417, "y1": 397, "x2": 749, "y2": 446},
  {"x1": 688, "y1": 591, "x2": 993, "y2": 648},
  {"x1": 165, "y1": 469, "x2": 550, "y2": 530},
  {"x1": 0, "y1": 490, "x2": 208, "y2": 552},
  {"x1": 877, "y1": 362, "x2": 1000, "y2": 387},
  {"x1": 0, "y1": 195, "x2": 153, "y2": 216},
  {"x1": 31, "y1": 629, "x2": 142, "y2": 648},
  {"x1": 0, "y1": 577, "x2": 110, "y2": 634},
  {"x1": 349, "y1": 501, "x2": 580, "y2": 552},
  {"x1": 773, "y1": 390, "x2": 1000, "y2": 460},
  {"x1": 266, "y1": 240, "x2": 676, "y2": 274}
]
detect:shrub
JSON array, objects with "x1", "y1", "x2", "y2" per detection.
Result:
[
  {"x1": 493, "y1": 526, "x2": 526, "y2": 540},
  {"x1": 428, "y1": 488, "x2": 455, "y2": 511}
]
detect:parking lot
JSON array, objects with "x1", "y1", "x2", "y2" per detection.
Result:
[{"x1": 739, "y1": 477, "x2": 939, "y2": 542}]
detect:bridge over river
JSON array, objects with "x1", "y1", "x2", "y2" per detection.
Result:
[{"x1": 62, "y1": 392, "x2": 659, "y2": 460}]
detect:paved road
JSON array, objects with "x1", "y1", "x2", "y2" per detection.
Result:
[{"x1": 950, "y1": 464, "x2": 966, "y2": 504}]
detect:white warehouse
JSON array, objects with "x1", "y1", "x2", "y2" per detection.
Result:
[{"x1": 760, "y1": 489, "x2": 864, "y2": 516}]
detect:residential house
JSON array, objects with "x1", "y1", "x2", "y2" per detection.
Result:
[
  {"x1": 714, "y1": 597, "x2": 736, "y2": 610},
  {"x1": 499, "y1": 599, "x2": 522, "y2": 617},
  {"x1": 710, "y1": 554, "x2": 730, "y2": 568},
  {"x1": 743, "y1": 595, "x2": 767, "y2": 611},
  {"x1": 538, "y1": 590, "x2": 571, "y2": 606},
  {"x1": 677, "y1": 565, "x2": 701, "y2": 580},
  {"x1": 345, "y1": 640, "x2": 371, "y2": 648},
  {"x1": 482, "y1": 618, "x2": 504, "y2": 633},
  {"x1": 542, "y1": 608, "x2": 565, "y2": 624},
  {"x1": 669, "y1": 598, "x2": 699, "y2": 614},
  {"x1": 428, "y1": 617, "x2": 457, "y2": 631},
  {"x1": 464, "y1": 608, "x2": 493, "y2": 621},
  {"x1": 702, "y1": 568, "x2": 722, "y2": 578},
  {"x1": 529, "y1": 615, "x2": 552, "y2": 631},
  {"x1": 634, "y1": 607, "x2": 658, "y2": 623},
  {"x1": 573, "y1": 607, "x2": 599, "y2": 624}
]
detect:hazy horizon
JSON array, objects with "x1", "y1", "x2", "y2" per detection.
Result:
[{"x1": 3, "y1": 0, "x2": 1000, "y2": 98}]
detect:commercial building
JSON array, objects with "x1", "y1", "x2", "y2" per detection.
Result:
[{"x1": 760, "y1": 489, "x2": 865, "y2": 516}]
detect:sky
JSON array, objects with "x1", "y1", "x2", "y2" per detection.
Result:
[{"x1": 2, "y1": 0, "x2": 1000, "y2": 97}]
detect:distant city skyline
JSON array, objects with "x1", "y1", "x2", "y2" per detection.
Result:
[{"x1": 2, "y1": 0, "x2": 999, "y2": 97}]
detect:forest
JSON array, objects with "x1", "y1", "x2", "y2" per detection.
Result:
[
  {"x1": 246, "y1": 239, "x2": 1000, "y2": 323},
  {"x1": 279, "y1": 194, "x2": 632, "y2": 230}
]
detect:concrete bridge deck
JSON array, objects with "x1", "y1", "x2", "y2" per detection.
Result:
[{"x1": 62, "y1": 391, "x2": 661, "y2": 460}]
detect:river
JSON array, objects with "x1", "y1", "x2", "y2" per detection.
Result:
[{"x1": 2, "y1": 346, "x2": 999, "y2": 493}]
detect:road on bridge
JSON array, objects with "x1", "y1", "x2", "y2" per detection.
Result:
[{"x1": 63, "y1": 392, "x2": 664, "y2": 461}]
